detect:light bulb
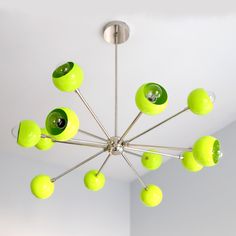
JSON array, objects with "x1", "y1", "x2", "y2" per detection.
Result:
[
  {"x1": 11, "y1": 126, "x2": 18, "y2": 138},
  {"x1": 218, "y1": 150, "x2": 223, "y2": 159},
  {"x1": 46, "y1": 110, "x2": 67, "y2": 134},
  {"x1": 145, "y1": 84, "x2": 162, "y2": 103},
  {"x1": 207, "y1": 91, "x2": 216, "y2": 103}
]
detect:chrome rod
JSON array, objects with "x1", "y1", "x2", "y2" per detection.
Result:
[
  {"x1": 127, "y1": 107, "x2": 189, "y2": 142},
  {"x1": 96, "y1": 153, "x2": 111, "y2": 176},
  {"x1": 121, "y1": 152, "x2": 147, "y2": 189},
  {"x1": 119, "y1": 112, "x2": 142, "y2": 143},
  {"x1": 75, "y1": 89, "x2": 111, "y2": 139},
  {"x1": 124, "y1": 147, "x2": 183, "y2": 160},
  {"x1": 42, "y1": 132, "x2": 107, "y2": 144},
  {"x1": 125, "y1": 150, "x2": 142, "y2": 158},
  {"x1": 53, "y1": 138, "x2": 108, "y2": 149},
  {"x1": 70, "y1": 138, "x2": 107, "y2": 146},
  {"x1": 41, "y1": 134, "x2": 51, "y2": 139},
  {"x1": 79, "y1": 129, "x2": 107, "y2": 142},
  {"x1": 115, "y1": 28, "x2": 118, "y2": 137},
  {"x1": 51, "y1": 150, "x2": 105, "y2": 182},
  {"x1": 126, "y1": 143, "x2": 192, "y2": 152}
]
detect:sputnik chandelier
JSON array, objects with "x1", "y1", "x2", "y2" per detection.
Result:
[{"x1": 15, "y1": 21, "x2": 223, "y2": 207}]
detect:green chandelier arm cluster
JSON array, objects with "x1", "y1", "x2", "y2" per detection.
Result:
[
  {"x1": 15, "y1": 62, "x2": 222, "y2": 208},
  {"x1": 14, "y1": 21, "x2": 223, "y2": 208},
  {"x1": 127, "y1": 88, "x2": 214, "y2": 143}
]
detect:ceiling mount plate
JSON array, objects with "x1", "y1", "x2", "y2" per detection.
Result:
[{"x1": 103, "y1": 21, "x2": 130, "y2": 45}]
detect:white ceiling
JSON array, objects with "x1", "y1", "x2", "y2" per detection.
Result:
[{"x1": 1, "y1": 0, "x2": 236, "y2": 182}]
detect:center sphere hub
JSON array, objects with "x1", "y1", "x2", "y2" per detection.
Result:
[{"x1": 108, "y1": 137, "x2": 124, "y2": 155}]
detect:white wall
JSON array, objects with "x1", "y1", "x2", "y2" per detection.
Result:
[
  {"x1": 0, "y1": 152, "x2": 130, "y2": 236},
  {"x1": 130, "y1": 121, "x2": 236, "y2": 236}
]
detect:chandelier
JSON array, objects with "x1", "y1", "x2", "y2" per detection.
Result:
[{"x1": 15, "y1": 21, "x2": 223, "y2": 207}]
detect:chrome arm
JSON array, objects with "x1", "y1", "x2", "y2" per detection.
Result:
[
  {"x1": 124, "y1": 147, "x2": 183, "y2": 160},
  {"x1": 121, "y1": 152, "x2": 147, "y2": 189},
  {"x1": 53, "y1": 138, "x2": 108, "y2": 149},
  {"x1": 127, "y1": 107, "x2": 189, "y2": 142},
  {"x1": 96, "y1": 153, "x2": 111, "y2": 176},
  {"x1": 119, "y1": 112, "x2": 142, "y2": 143},
  {"x1": 124, "y1": 150, "x2": 142, "y2": 158},
  {"x1": 75, "y1": 89, "x2": 111, "y2": 139},
  {"x1": 79, "y1": 129, "x2": 107, "y2": 142},
  {"x1": 126, "y1": 143, "x2": 192, "y2": 152},
  {"x1": 51, "y1": 150, "x2": 105, "y2": 182},
  {"x1": 115, "y1": 31, "x2": 118, "y2": 136}
]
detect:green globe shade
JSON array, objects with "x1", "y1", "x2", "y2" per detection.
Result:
[
  {"x1": 45, "y1": 107, "x2": 79, "y2": 141},
  {"x1": 17, "y1": 120, "x2": 41, "y2": 148},
  {"x1": 181, "y1": 151, "x2": 203, "y2": 172},
  {"x1": 84, "y1": 170, "x2": 105, "y2": 191},
  {"x1": 193, "y1": 136, "x2": 222, "y2": 167},
  {"x1": 35, "y1": 128, "x2": 54, "y2": 151},
  {"x1": 140, "y1": 184, "x2": 163, "y2": 207},
  {"x1": 135, "y1": 83, "x2": 168, "y2": 115},
  {"x1": 188, "y1": 88, "x2": 213, "y2": 115},
  {"x1": 30, "y1": 175, "x2": 54, "y2": 199},
  {"x1": 141, "y1": 150, "x2": 163, "y2": 170},
  {"x1": 52, "y1": 62, "x2": 84, "y2": 92}
]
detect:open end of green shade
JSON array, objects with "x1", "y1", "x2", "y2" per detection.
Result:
[
  {"x1": 213, "y1": 140, "x2": 221, "y2": 164},
  {"x1": 144, "y1": 83, "x2": 168, "y2": 105},
  {"x1": 53, "y1": 62, "x2": 74, "y2": 78},
  {"x1": 46, "y1": 109, "x2": 68, "y2": 135}
]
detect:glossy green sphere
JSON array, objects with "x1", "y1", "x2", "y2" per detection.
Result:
[
  {"x1": 188, "y1": 88, "x2": 213, "y2": 115},
  {"x1": 35, "y1": 128, "x2": 54, "y2": 151},
  {"x1": 52, "y1": 62, "x2": 84, "y2": 92},
  {"x1": 135, "y1": 83, "x2": 168, "y2": 115},
  {"x1": 181, "y1": 151, "x2": 203, "y2": 172},
  {"x1": 30, "y1": 175, "x2": 54, "y2": 199},
  {"x1": 17, "y1": 120, "x2": 41, "y2": 148},
  {"x1": 193, "y1": 136, "x2": 221, "y2": 167},
  {"x1": 140, "y1": 184, "x2": 163, "y2": 207},
  {"x1": 45, "y1": 107, "x2": 79, "y2": 141},
  {"x1": 141, "y1": 150, "x2": 163, "y2": 170},
  {"x1": 84, "y1": 170, "x2": 105, "y2": 191}
]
